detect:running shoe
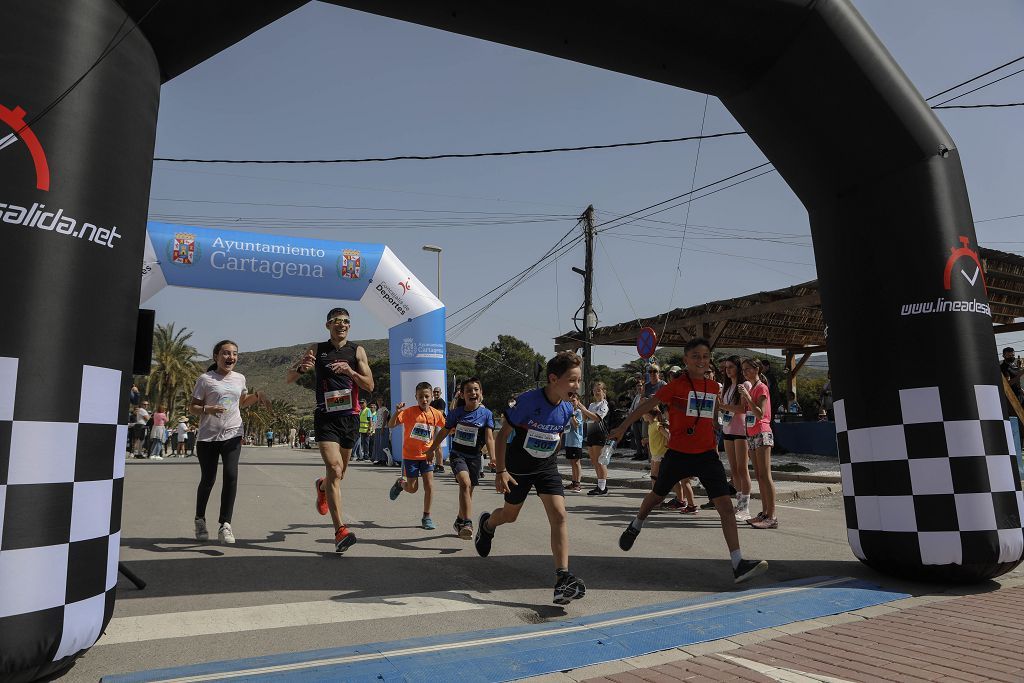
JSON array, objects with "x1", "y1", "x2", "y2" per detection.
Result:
[
  {"x1": 618, "y1": 523, "x2": 640, "y2": 551},
  {"x1": 389, "y1": 478, "x2": 404, "y2": 501},
  {"x1": 194, "y1": 517, "x2": 209, "y2": 541},
  {"x1": 734, "y1": 508, "x2": 751, "y2": 522},
  {"x1": 570, "y1": 481, "x2": 583, "y2": 493},
  {"x1": 459, "y1": 521, "x2": 474, "y2": 540},
  {"x1": 436, "y1": 465, "x2": 445, "y2": 474},
  {"x1": 746, "y1": 511, "x2": 768, "y2": 526},
  {"x1": 314, "y1": 478, "x2": 329, "y2": 516},
  {"x1": 660, "y1": 498, "x2": 684, "y2": 510},
  {"x1": 553, "y1": 572, "x2": 587, "y2": 605},
  {"x1": 750, "y1": 516, "x2": 778, "y2": 529},
  {"x1": 422, "y1": 516, "x2": 436, "y2": 530},
  {"x1": 586, "y1": 486, "x2": 609, "y2": 496},
  {"x1": 218, "y1": 523, "x2": 235, "y2": 544},
  {"x1": 733, "y1": 558, "x2": 768, "y2": 584},
  {"x1": 335, "y1": 525, "x2": 357, "y2": 553},
  {"x1": 474, "y1": 512, "x2": 493, "y2": 557},
  {"x1": 150, "y1": 455, "x2": 163, "y2": 461},
  {"x1": 700, "y1": 500, "x2": 717, "y2": 510},
  {"x1": 679, "y1": 504, "x2": 699, "y2": 514}
]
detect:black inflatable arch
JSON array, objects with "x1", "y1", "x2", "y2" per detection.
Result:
[{"x1": 1, "y1": 0, "x2": 1021, "y2": 679}]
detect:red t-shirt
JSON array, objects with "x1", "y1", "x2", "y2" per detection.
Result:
[{"x1": 656, "y1": 375, "x2": 721, "y2": 454}]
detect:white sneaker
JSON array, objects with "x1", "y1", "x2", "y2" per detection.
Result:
[
  {"x1": 735, "y1": 509, "x2": 751, "y2": 522},
  {"x1": 218, "y1": 523, "x2": 236, "y2": 544},
  {"x1": 194, "y1": 517, "x2": 209, "y2": 541},
  {"x1": 150, "y1": 455, "x2": 163, "y2": 460}
]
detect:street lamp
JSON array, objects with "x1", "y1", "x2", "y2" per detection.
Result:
[{"x1": 422, "y1": 244, "x2": 442, "y2": 299}]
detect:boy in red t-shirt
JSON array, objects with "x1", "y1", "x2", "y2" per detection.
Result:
[
  {"x1": 388, "y1": 381, "x2": 446, "y2": 530},
  {"x1": 609, "y1": 338, "x2": 768, "y2": 584}
]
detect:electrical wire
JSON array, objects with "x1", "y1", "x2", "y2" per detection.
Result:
[
  {"x1": 931, "y1": 66, "x2": 1024, "y2": 107},
  {"x1": 926, "y1": 54, "x2": 1024, "y2": 100},
  {"x1": 933, "y1": 102, "x2": 1024, "y2": 109}
]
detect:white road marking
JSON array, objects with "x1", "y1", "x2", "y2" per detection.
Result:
[
  {"x1": 776, "y1": 504, "x2": 821, "y2": 512},
  {"x1": 97, "y1": 592, "x2": 484, "y2": 645},
  {"x1": 152, "y1": 578, "x2": 854, "y2": 682},
  {"x1": 718, "y1": 653, "x2": 855, "y2": 683}
]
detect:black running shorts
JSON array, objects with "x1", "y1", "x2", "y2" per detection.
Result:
[
  {"x1": 504, "y1": 466, "x2": 564, "y2": 505},
  {"x1": 314, "y1": 412, "x2": 359, "y2": 449},
  {"x1": 583, "y1": 422, "x2": 607, "y2": 448},
  {"x1": 653, "y1": 449, "x2": 730, "y2": 500},
  {"x1": 450, "y1": 452, "x2": 482, "y2": 487},
  {"x1": 563, "y1": 446, "x2": 584, "y2": 460}
]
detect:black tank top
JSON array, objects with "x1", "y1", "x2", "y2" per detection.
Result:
[{"x1": 314, "y1": 341, "x2": 361, "y2": 416}]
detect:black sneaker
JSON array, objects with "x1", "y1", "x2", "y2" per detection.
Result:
[
  {"x1": 586, "y1": 486, "x2": 609, "y2": 496},
  {"x1": 619, "y1": 523, "x2": 640, "y2": 551},
  {"x1": 733, "y1": 558, "x2": 768, "y2": 584},
  {"x1": 553, "y1": 572, "x2": 587, "y2": 605},
  {"x1": 700, "y1": 500, "x2": 717, "y2": 510},
  {"x1": 474, "y1": 512, "x2": 493, "y2": 557}
]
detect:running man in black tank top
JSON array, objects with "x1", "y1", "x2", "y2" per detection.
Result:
[{"x1": 287, "y1": 307, "x2": 374, "y2": 553}]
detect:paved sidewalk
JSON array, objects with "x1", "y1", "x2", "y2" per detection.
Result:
[{"x1": 535, "y1": 571, "x2": 1024, "y2": 682}]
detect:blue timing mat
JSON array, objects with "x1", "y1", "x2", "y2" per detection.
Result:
[{"x1": 102, "y1": 576, "x2": 908, "y2": 682}]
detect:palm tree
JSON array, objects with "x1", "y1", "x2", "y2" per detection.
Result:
[{"x1": 146, "y1": 323, "x2": 203, "y2": 416}]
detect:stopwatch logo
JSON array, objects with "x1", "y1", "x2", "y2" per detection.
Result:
[
  {"x1": 943, "y1": 236, "x2": 987, "y2": 295},
  {"x1": 0, "y1": 105, "x2": 50, "y2": 191}
]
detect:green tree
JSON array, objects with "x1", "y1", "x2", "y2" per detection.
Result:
[
  {"x1": 475, "y1": 335, "x2": 543, "y2": 406},
  {"x1": 145, "y1": 323, "x2": 203, "y2": 416},
  {"x1": 447, "y1": 357, "x2": 476, "y2": 394}
]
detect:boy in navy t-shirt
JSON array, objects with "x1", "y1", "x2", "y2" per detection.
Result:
[
  {"x1": 427, "y1": 377, "x2": 495, "y2": 540},
  {"x1": 474, "y1": 352, "x2": 587, "y2": 606}
]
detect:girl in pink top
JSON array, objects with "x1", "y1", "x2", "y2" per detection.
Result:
[
  {"x1": 718, "y1": 356, "x2": 752, "y2": 520},
  {"x1": 149, "y1": 404, "x2": 169, "y2": 459},
  {"x1": 738, "y1": 358, "x2": 777, "y2": 529}
]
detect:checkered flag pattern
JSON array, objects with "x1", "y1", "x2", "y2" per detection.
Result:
[
  {"x1": 0, "y1": 357, "x2": 125, "y2": 667},
  {"x1": 837, "y1": 384, "x2": 1024, "y2": 569}
]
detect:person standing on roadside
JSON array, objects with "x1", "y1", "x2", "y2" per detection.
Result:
[
  {"x1": 718, "y1": 356, "x2": 752, "y2": 521},
  {"x1": 190, "y1": 340, "x2": 270, "y2": 544},
  {"x1": 149, "y1": 404, "x2": 169, "y2": 460},
  {"x1": 287, "y1": 307, "x2": 374, "y2": 553},
  {"x1": 132, "y1": 399, "x2": 151, "y2": 458},
  {"x1": 739, "y1": 358, "x2": 777, "y2": 529}
]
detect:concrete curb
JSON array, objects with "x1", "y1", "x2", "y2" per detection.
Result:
[{"x1": 598, "y1": 457, "x2": 841, "y2": 484}]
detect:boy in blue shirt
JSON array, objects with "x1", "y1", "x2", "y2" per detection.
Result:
[
  {"x1": 563, "y1": 397, "x2": 585, "y2": 493},
  {"x1": 427, "y1": 378, "x2": 495, "y2": 539},
  {"x1": 475, "y1": 352, "x2": 586, "y2": 605}
]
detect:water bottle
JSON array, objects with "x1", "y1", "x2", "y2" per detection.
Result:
[{"x1": 598, "y1": 439, "x2": 616, "y2": 466}]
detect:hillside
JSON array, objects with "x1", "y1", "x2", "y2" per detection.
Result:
[{"x1": 232, "y1": 339, "x2": 477, "y2": 411}]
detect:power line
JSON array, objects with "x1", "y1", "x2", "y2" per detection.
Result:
[
  {"x1": 926, "y1": 54, "x2": 1024, "y2": 101},
  {"x1": 931, "y1": 66, "x2": 1024, "y2": 107},
  {"x1": 933, "y1": 102, "x2": 1024, "y2": 109},
  {"x1": 153, "y1": 131, "x2": 747, "y2": 165}
]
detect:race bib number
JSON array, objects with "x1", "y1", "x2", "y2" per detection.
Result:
[
  {"x1": 745, "y1": 412, "x2": 757, "y2": 428},
  {"x1": 410, "y1": 422, "x2": 433, "y2": 442},
  {"x1": 324, "y1": 389, "x2": 353, "y2": 413},
  {"x1": 686, "y1": 391, "x2": 716, "y2": 417},
  {"x1": 721, "y1": 411, "x2": 733, "y2": 425},
  {"x1": 453, "y1": 423, "x2": 478, "y2": 448},
  {"x1": 524, "y1": 429, "x2": 559, "y2": 459}
]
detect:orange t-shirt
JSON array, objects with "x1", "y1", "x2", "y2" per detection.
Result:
[{"x1": 396, "y1": 405, "x2": 446, "y2": 460}]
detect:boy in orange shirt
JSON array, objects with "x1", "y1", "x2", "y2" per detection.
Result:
[{"x1": 388, "y1": 381, "x2": 446, "y2": 529}]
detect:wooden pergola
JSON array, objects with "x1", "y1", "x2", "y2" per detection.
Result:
[{"x1": 555, "y1": 246, "x2": 1024, "y2": 395}]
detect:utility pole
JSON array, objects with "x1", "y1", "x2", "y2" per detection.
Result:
[{"x1": 582, "y1": 205, "x2": 595, "y2": 394}]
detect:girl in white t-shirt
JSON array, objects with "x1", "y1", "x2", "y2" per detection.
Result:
[
  {"x1": 188, "y1": 339, "x2": 270, "y2": 544},
  {"x1": 578, "y1": 381, "x2": 611, "y2": 495},
  {"x1": 718, "y1": 355, "x2": 752, "y2": 520}
]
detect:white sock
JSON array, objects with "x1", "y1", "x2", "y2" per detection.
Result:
[
  {"x1": 730, "y1": 549, "x2": 742, "y2": 569},
  {"x1": 598, "y1": 479, "x2": 607, "y2": 490},
  {"x1": 631, "y1": 516, "x2": 645, "y2": 530}
]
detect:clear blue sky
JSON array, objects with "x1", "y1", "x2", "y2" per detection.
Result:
[{"x1": 146, "y1": 0, "x2": 1024, "y2": 368}]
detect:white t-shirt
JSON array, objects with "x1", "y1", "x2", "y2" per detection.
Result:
[
  {"x1": 135, "y1": 408, "x2": 150, "y2": 425},
  {"x1": 588, "y1": 400, "x2": 609, "y2": 423},
  {"x1": 175, "y1": 422, "x2": 189, "y2": 438},
  {"x1": 192, "y1": 370, "x2": 247, "y2": 442}
]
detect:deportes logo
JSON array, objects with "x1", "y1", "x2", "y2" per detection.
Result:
[
  {"x1": 167, "y1": 233, "x2": 201, "y2": 266},
  {"x1": 398, "y1": 278, "x2": 411, "y2": 295},
  {"x1": 943, "y1": 235, "x2": 987, "y2": 294},
  {"x1": 0, "y1": 104, "x2": 49, "y2": 191},
  {"x1": 338, "y1": 249, "x2": 361, "y2": 280}
]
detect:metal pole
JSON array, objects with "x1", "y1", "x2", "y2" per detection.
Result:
[{"x1": 437, "y1": 249, "x2": 442, "y2": 300}]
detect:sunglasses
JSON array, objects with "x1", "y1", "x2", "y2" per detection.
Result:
[{"x1": 327, "y1": 317, "x2": 351, "y2": 325}]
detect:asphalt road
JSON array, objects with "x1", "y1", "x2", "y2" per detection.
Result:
[{"x1": 65, "y1": 446, "x2": 912, "y2": 681}]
